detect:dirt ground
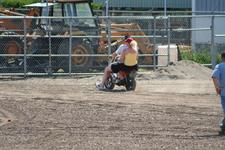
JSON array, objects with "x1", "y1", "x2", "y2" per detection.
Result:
[{"x1": 0, "y1": 60, "x2": 225, "y2": 150}]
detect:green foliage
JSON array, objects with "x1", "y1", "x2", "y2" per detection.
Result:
[
  {"x1": 2, "y1": 0, "x2": 40, "y2": 8},
  {"x1": 91, "y1": 2, "x2": 103, "y2": 10},
  {"x1": 181, "y1": 51, "x2": 221, "y2": 64}
]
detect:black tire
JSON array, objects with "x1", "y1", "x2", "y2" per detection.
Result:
[
  {"x1": 57, "y1": 39, "x2": 93, "y2": 70},
  {"x1": 0, "y1": 38, "x2": 22, "y2": 63},
  {"x1": 125, "y1": 78, "x2": 136, "y2": 91},
  {"x1": 104, "y1": 75, "x2": 115, "y2": 90},
  {"x1": 29, "y1": 38, "x2": 51, "y2": 73}
]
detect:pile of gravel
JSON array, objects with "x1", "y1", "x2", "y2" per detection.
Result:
[{"x1": 138, "y1": 60, "x2": 212, "y2": 80}]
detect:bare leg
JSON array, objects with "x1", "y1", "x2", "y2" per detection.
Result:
[{"x1": 102, "y1": 65, "x2": 112, "y2": 84}]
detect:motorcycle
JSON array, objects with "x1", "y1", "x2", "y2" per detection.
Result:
[
  {"x1": 104, "y1": 69, "x2": 137, "y2": 91},
  {"x1": 103, "y1": 37, "x2": 138, "y2": 91}
]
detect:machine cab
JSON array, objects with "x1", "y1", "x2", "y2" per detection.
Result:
[{"x1": 25, "y1": 0, "x2": 98, "y2": 32}]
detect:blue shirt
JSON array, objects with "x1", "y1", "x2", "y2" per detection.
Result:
[{"x1": 212, "y1": 61, "x2": 225, "y2": 96}]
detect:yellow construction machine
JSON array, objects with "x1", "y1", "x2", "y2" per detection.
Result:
[{"x1": 0, "y1": 0, "x2": 153, "y2": 71}]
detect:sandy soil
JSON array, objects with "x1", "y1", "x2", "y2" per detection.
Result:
[{"x1": 0, "y1": 60, "x2": 225, "y2": 150}]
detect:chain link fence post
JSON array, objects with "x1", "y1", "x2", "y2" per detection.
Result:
[
  {"x1": 69, "y1": 17, "x2": 72, "y2": 76},
  {"x1": 153, "y1": 16, "x2": 156, "y2": 70},
  {"x1": 23, "y1": 16, "x2": 27, "y2": 78},
  {"x1": 211, "y1": 15, "x2": 216, "y2": 69},
  {"x1": 105, "y1": 0, "x2": 111, "y2": 65},
  {"x1": 48, "y1": 17, "x2": 52, "y2": 75},
  {"x1": 167, "y1": 16, "x2": 171, "y2": 66}
]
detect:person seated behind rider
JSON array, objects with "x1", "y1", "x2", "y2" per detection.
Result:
[
  {"x1": 120, "y1": 39, "x2": 138, "y2": 72},
  {"x1": 96, "y1": 38, "x2": 138, "y2": 90},
  {"x1": 111, "y1": 36, "x2": 138, "y2": 81}
]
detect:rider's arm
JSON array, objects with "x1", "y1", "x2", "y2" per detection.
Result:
[
  {"x1": 112, "y1": 44, "x2": 125, "y2": 62},
  {"x1": 111, "y1": 52, "x2": 117, "y2": 62},
  {"x1": 120, "y1": 50, "x2": 126, "y2": 63}
]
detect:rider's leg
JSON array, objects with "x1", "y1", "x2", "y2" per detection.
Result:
[
  {"x1": 102, "y1": 65, "x2": 112, "y2": 84},
  {"x1": 96, "y1": 65, "x2": 112, "y2": 90},
  {"x1": 101, "y1": 62, "x2": 121, "y2": 84}
]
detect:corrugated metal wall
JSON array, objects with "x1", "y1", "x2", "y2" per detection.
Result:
[
  {"x1": 93, "y1": 0, "x2": 191, "y2": 9},
  {"x1": 195, "y1": 0, "x2": 225, "y2": 11}
]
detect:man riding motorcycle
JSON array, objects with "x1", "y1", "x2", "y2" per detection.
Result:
[{"x1": 96, "y1": 37, "x2": 138, "y2": 90}]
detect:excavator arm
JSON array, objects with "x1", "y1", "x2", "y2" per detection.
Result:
[
  {"x1": 98, "y1": 23, "x2": 154, "y2": 64},
  {"x1": 99, "y1": 23, "x2": 153, "y2": 54}
]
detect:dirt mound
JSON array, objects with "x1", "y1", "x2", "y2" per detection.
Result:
[{"x1": 139, "y1": 60, "x2": 212, "y2": 80}]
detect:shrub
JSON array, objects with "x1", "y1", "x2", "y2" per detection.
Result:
[
  {"x1": 91, "y1": 2, "x2": 103, "y2": 10},
  {"x1": 2, "y1": 0, "x2": 40, "y2": 8},
  {"x1": 181, "y1": 51, "x2": 221, "y2": 64}
]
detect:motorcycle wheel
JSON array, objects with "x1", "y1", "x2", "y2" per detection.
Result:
[
  {"x1": 125, "y1": 78, "x2": 136, "y2": 91},
  {"x1": 104, "y1": 75, "x2": 115, "y2": 90}
]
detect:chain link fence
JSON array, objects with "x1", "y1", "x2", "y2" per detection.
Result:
[{"x1": 0, "y1": 14, "x2": 224, "y2": 76}]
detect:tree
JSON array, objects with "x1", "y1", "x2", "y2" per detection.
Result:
[
  {"x1": 91, "y1": 2, "x2": 103, "y2": 10},
  {"x1": 2, "y1": 0, "x2": 40, "y2": 8}
]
